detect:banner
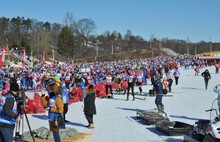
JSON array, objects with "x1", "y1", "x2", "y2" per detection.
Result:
[
  {"x1": 0, "y1": 46, "x2": 7, "y2": 67},
  {"x1": 22, "y1": 48, "x2": 26, "y2": 67}
]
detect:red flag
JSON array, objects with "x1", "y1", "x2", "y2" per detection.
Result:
[
  {"x1": 22, "y1": 48, "x2": 26, "y2": 66},
  {"x1": 0, "y1": 46, "x2": 7, "y2": 67},
  {"x1": 42, "y1": 50, "x2": 45, "y2": 66}
]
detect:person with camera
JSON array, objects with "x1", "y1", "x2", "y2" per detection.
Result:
[
  {"x1": 41, "y1": 79, "x2": 64, "y2": 142},
  {"x1": 0, "y1": 81, "x2": 23, "y2": 142}
]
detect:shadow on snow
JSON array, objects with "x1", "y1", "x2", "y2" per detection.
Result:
[
  {"x1": 169, "y1": 115, "x2": 200, "y2": 121},
  {"x1": 32, "y1": 114, "x2": 86, "y2": 127}
]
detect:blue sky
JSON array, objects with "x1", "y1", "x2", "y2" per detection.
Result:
[{"x1": 0, "y1": 0, "x2": 219, "y2": 42}]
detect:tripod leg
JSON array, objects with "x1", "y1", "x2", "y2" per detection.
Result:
[
  {"x1": 24, "y1": 110, "x2": 35, "y2": 142},
  {"x1": 22, "y1": 117, "x2": 24, "y2": 139}
]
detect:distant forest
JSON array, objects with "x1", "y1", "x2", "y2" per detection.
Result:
[{"x1": 0, "y1": 14, "x2": 219, "y2": 61}]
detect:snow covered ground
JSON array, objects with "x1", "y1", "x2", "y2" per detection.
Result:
[{"x1": 23, "y1": 66, "x2": 220, "y2": 142}]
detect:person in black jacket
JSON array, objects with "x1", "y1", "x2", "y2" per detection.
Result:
[
  {"x1": 126, "y1": 72, "x2": 135, "y2": 101},
  {"x1": 84, "y1": 85, "x2": 96, "y2": 129},
  {"x1": 0, "y1": 81, "x2": 23, "y2": 142},
  {"x1": 201, "y1": 69, "x2": 211, "y2": 89}
]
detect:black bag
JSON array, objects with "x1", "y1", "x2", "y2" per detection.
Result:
[
  {"x1": 53, "y1": 114, "x2": 66, "y2": 129},
  {"x1": 162, "y1": 89, "x2": 168, "y2": 95},
  {"x1": 149, "y1": 89, "x2": 154, "y2": 95}
]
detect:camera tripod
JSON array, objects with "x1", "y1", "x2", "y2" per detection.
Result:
[{"x1": 14, "y1": 88, "x2": 35, "y2": 142}]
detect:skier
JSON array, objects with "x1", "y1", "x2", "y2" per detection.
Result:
[
  {"x1": 136, "y1": 72, "x2": 143, "y2": 95},
  {"x1": 173, "y1": 67, "x2": 180, "y2": 85},
  {"x1": 104, "y1": 72, "x2": 114, "y2": 98},
  {"x1": 126, "y1": 72, "x2": 135, "y2": 101},
  {"x1": 215, "y1": 63, "x2": 219, "y2": 74}
]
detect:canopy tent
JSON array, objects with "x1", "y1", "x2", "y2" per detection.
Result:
[{"x1": 198, "y1": 55, "x2": 220, "y2": 60}]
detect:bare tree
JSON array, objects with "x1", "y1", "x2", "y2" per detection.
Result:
[
  {"x1": 124, "y1": 30, "x2": 131, "y2": 51},
  {"x1": 29, "y1": 20, "x2": 47, "y2": 61},
  {"x1": 77, "y1": 18, "x2": 96, "y2": 60}
]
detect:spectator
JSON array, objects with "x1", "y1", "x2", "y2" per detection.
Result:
[
  {"x1": 41, "y1": 80, "x2": 64, "y2": 142},
  {"x1": 201, "y1": 69, "x2": 211, "y2": 89},
  {"x1": 153, "y1": 76, "x2": 164, "y2": 114},
  {"x1": 84, "y1": 85, "x2": 96, "y2": 129},
  {"x1": 61, "y1": 81, "x2": 69, "y2": 122}
]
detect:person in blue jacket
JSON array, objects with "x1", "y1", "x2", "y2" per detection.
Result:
[
  {"x1": 213, "y1": 84, "x2": 220, "y2": 115},
  {"x1": 153, "y1": 75, "x2": 164, "y2": 114},
  {"x1": 61, "y1": 81, "x2": 70, "y2": 122},
  {"x1": 0, "y1": 81, "x2": 23, "y2": 142}
]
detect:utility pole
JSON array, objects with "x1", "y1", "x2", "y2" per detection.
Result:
[
  {"x1": 187, "y1": 45, "x2": 189, "y2": 55},
  {"x1": 159, "y1": 39, "x2": 162, "y2": 56},
  {"x1": 111, "y1": 39, "x2": 115, "y2": 54},
  {"x1": 112, "y1": 41, "x2": 113, "y2": 54},
  {"x1": 112, "y1": 40, "x2": 114, "y2": 54},
  {"x1": 96, "y1": 40, "x2": 99, "y2": 57},
  {"x1": 150, "y1": 38, "x2": 153, "y2": 57},
  {"x1": 195, "y1": 46, "x2": 197, "y2": 56},
  {"x1": 187, "y1": 37, "x2": 190, "y2": 55}
]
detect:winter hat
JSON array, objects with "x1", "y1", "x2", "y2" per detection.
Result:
[{"x1": 10, "y1": 82, "x2": 19, "y2": 92}]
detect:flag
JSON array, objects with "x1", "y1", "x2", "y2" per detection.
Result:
[
  {"x1": 30, "y1": 51, "x2": 34, "y2": 68},
  {"x1": 42, "y1": 50, "x2": 45, "y2": 66},
  {"x1": 22, "y1": 48, "x2": 26, "y2": 67}
]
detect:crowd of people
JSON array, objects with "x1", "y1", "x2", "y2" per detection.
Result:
[{"x1": 0, "y1": 54, "x2": 219, "y2": 141}]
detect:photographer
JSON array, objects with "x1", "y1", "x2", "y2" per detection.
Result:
[{"x1": 0, "y1": 81, "x2": 23, "y2": 142}]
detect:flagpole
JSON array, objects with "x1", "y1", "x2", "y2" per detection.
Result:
[
  {"x1": 30, "y1": 50, "x2": 34, "y2": 68},
  {"x1": 42, "y1": 50, "x2": 45, "y2": 66},
  {"x1": 52, "y1": 49, "x2": 55, "y2": 64}
]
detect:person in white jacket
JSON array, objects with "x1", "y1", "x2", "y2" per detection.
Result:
[{"x1": 213, "y1": 84, "x2": 220, "y2": 115}]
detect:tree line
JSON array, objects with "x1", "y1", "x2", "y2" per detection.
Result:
[{"x1": 0, "y1": 14, "x2": 219, "y2": 62}]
